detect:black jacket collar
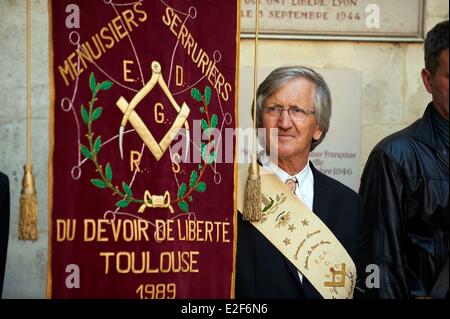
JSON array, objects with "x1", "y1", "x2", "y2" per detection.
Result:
[
  {"x1": 413, "y1": 103, "x2": 442, "y2": 150},
  {"x1": 413, "y1": 103, "x2": 449, "y2": 168}
]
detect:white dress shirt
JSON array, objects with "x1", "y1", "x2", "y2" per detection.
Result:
[{"x1": 261, "y1": 155, "x2": 315, "y2": 283}]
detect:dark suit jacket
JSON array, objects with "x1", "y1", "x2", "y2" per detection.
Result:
[
  {"x1": 0, "y1": 172, "x2": 9, "y2": 298},
  {"x1": 236, "y1": 163, "x2": 363, "y2": 299}
]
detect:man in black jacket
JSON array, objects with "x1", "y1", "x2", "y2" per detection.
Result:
[
  {"x1": 0, "y1": 172, "x2": 9, "y2": 298},
  {"x1": 359, "y1": 20, "x2": 449, "y2": 299}
]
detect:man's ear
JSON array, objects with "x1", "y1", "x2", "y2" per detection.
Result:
[
  {"x1": 421, "y1": 68, "x2": 433, "y2": 94},
  {"x1": 313, "y1": 126, "x2": 323, "y2": 141}
]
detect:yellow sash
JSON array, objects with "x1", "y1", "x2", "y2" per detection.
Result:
[{"x1": 237, "y1": 164, "x2": 357, "y2": 299}]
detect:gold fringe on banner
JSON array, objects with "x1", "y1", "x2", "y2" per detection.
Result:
[
  {"x1": 242, "y1": 0, "x2": 262, "y2": 222},
  {"x1": 19, "y1": 0, "x2": 38, "y2": 241}
]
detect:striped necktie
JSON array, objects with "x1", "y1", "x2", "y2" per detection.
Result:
[{"x1": 285, "y1": 177, "x2": 297, "y2": 193}]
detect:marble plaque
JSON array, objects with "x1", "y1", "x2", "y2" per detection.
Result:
[{"x1": 241, "y1": 0, "x2": 424, "y2": 41}]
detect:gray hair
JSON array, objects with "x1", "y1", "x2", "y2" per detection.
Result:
[{"x1": 253, "y1": 66, "x2": 332, "y2": 151}]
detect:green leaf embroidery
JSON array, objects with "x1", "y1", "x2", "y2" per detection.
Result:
[
  {"x1": 91, "y1": 178, "x2": 106, "y2": 189},
  {"x1": 200, "y1": 107, "x2": 205, "y2": 113},
  {"x1": 122, "y1": 182, "x2": 133, "y2": 197},
  {"x1": 89, "y1": 73, "x2": 97, "y2": 93},
  {"x1": 178, "y1": 201, "x2": 189, "y2": 213},
  {"x1": 211, "y1": 114, "x2": 218, "y2": 128},
  {"x1": 207, "y1": 151, "x2": 216, "y2": 164},
  {"x1": 80, "y1": 144, "x2": 92, "y2": 160},
  {"x1": 189, "y1": 196, "x2": 193, "y2": 202},
  {"x1": 189, "y1": 171, "x2": 198, "y2": 188},
  {"x1": 94, "y1": 136, "x2": 102, "y2": 153},
  {"x1": 204, "y1": 86, "x2": 212, "y2": 106},
  {"x1": 262, "y1": 198, "x2": 274, "y2": 213},
  {"x1": 81, "y1": 105, "x2": 89, "y2": 125},
  {"x1": 178, "y1": 183, "x2": 187, "y2": 198},
  {"x1": 203, "y1": 128, "x2": 214, "y2": 138},
  {"x1": 201, "y1": 143, "x2": 208, "y2": 162},
  {"x1": 201, "y1": 119, "x2": 209, "y2": 131},
  {"x1": 201, "y1": 141, "x2": 217, "y2": 163},
  {"x1": 116, "y1": 199, "x2": 130, "y2": 208},
  {"x1": 191, "y1": 88, "x2": 202, "y2": 102},
  {"x1": 196, "y1": 182, "x2": 207, "y2": 192},
  {"x1": 92, "y1": 107, "x2": 103, "y2": 121},
  {"x1": 105, "y1": 163, "x2": 112, "y2": 181},
  {"x1": 100, "y1": 81, "x2": 113, "y2": 91}
]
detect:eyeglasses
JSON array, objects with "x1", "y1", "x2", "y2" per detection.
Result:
[{"x1": 263, "y1": 106, "x2": 315, "y2": 121}]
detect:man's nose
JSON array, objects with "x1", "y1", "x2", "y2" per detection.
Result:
[{"x1": 278, "y1": 109, "x2": 293, "y2": 129}]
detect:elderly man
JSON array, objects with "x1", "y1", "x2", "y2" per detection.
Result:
[
  {"x1": 359, "y1": 20, "x2": 449, "y2": 299},
  {"x1": 236, "y1": 66, "x2": 364, "y2": 299}
]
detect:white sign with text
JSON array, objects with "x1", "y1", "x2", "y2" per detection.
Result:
[{"x1": 241, "y1": 0, "x2": 424, "y2": 41}]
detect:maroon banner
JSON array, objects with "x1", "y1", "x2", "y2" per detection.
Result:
[{"x1": 48, "y1": 0, "x2": 239, "y2": 298}]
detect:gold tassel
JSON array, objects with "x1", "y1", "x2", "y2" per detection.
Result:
[
  {"x1": 243, "y1": 162, "x2": 262, "y2": 221},
  {"x1": 19, "y1": 164, "x2": 38, "y2": 241},
  {"x1": 242, "y1": 0, "x2": 262, "y2": 221},
  {"x1": 19, "y1": 0, "x2": 38, "y2": 241}
]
